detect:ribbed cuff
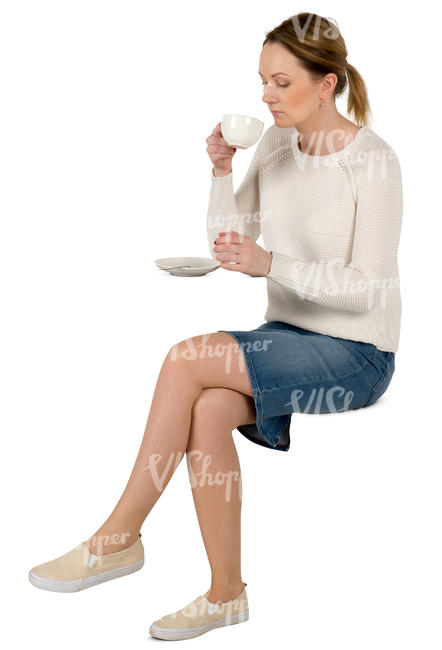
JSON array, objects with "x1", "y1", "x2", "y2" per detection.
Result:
[
  {"x1": 267, "y1": 250, "x2": 319, "y2": 293},
  {"x1": 211, "y1": 168, "x2": 233, "y2": 181},
  {"x1": 267, "y1": 250, "x2": 294, "y2": 281}
]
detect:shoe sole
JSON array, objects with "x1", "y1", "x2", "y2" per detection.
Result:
[
  {"x1": 149, "y1": 609, "x2": 249, "y2": 640},
  {"x1": 28, "y1": 556, "x2": 144, "y2": 592}
]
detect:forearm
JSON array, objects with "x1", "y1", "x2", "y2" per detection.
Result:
[
  {"x1": 207, "y1": 159, "x2": 262, "y2": 257},
  {"x1": 267, "y1": 250, "x2": 398, "y2": 313}
]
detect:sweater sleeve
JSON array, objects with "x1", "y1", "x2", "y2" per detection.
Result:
[
  {"x1": 266, "y1": 148, "x2": 403, "y2": 313},
  {"x1": 207, "y1": 135, "x2": 265, "y2": 260}
]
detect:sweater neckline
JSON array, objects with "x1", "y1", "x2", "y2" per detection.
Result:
[{"x1": 290, "y1": 125, "x2": 370, "y2": 163}]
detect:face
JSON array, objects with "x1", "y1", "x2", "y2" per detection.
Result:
[{"x1": 258, "y1": 41, "x2": 335, "y2": 126}]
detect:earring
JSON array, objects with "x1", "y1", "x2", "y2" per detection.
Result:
[{"x1": 319, "y1": 97, "x2": 326, "y2": 107}]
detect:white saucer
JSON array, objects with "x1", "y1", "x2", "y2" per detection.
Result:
[{"x1": 155, "y1": 256, "x2": 221, "y2": 277}]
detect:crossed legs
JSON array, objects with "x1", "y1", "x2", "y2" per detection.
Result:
[{"x1": 84, "y1": 332, "x2": 257, "y2": 603}]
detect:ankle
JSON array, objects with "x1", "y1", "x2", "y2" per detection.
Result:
[
  {"x1": 207, "y1": 580, "x2": 246, "y2": 603},
  {"x1": 85, "y1": 530, "x2": 139, "y2": 556}
]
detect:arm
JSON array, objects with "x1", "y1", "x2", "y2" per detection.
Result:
[
  {"x1": 267, "y1": 148, "x2": 403, "y2": 313},
  {"x1": 207, "y1": 135, "x2": 265, "y2": 260}
]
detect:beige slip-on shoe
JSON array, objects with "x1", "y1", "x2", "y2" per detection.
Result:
[
  {"x1": 149, "y1": 582, "x2": 249, "y2": 640},
  {"x1": 28, "y1": 533, "x2": 144, "y2": 592}
]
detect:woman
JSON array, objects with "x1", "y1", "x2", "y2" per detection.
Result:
[{"x1": 28, "y1": 12, "x2": 402, "y2": 642}]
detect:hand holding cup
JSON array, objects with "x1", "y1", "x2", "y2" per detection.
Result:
[{"x1": 206, "y1": 122, "x2": 237, "y2": 177}]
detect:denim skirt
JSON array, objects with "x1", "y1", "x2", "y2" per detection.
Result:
[{"x1": 218, "y1": 321, "x2": 395, "y2": 452}]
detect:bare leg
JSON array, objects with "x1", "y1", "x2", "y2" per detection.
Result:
[
  {"x1": 85, "y1": 332, "x2": 254, "y2": 560},
  {"x1": 186, "y1": 387, "x2": 256, "y2": 603}
]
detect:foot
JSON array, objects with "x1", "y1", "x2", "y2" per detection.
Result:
[
  {"x1": 149, "y1": 584, "x2": 249, "y2": 640},
  {"x1": 85, "y1": 529, "x2": 140, "y2": 556},
  {"x1": 28, "y1": 535, "x2": 145, "y2": 592},
  {"x1": 206, "y1": 581, "x2": 247, "y2": 604}
]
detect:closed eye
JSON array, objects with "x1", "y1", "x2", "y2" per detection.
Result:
[{"x1": 261, "y1": 81, "x2": 289, "y2": 88}]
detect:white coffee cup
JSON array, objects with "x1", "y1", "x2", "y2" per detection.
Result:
[{"x1": 221, "y1": 114, "x2": 264, "y2": 149}]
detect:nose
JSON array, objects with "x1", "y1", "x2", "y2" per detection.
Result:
[
  {"x1": 262, "y1": 83, "x2": 279, "y2": 104},
  {"x1": 262, "y1": 91, "x2": 276, "y2": 104}
]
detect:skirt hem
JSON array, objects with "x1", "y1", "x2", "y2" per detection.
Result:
[{"x1": 218, "y1": 329, "x2": 291, "y2": 451}]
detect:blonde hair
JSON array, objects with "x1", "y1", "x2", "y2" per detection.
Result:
[{"x1": 263, "y1": 13, "x2": 372, "y2": 126}]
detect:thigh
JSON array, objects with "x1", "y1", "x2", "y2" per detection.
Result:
[
  {"x1": 215, "y1": 325, "x2": 377, "y2": 419},
  {"x1": 168, "y1": 332, "x2": 255, "y2": 398}
]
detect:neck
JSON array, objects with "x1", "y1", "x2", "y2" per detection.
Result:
[{"x1": 293, "y1": 106, "x2": 356, "y2": 155}]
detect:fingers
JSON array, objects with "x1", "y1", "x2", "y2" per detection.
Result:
[
  {"x1": 206, "y1": 134, "x2": 232, "y2": 150},
  {"x1": 206, "y1": 142, "x2": 235, "y2": 153},
  {"x1": 219, "y1": 260, "x2": 242, "y2": 271},
  {"x1": 214, "y1": 243, "x2": 243, "y2": 253},
  {"x1": 206, "y1": 123, "x2": 235, "y2": 151},
  {"x1": 206, "y1": 122, "x2": 236, "y2": 172},
  {"x1": 215, "y1": 231, "x2": 249, "y2": 244}
]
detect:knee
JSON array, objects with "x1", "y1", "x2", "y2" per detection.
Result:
[
  {"x1": 165, "y1": 332, "x2": 232, "y2": 365},
  {"x1": 165, "y1": 336, "x2": 204, "y2": 365},
  {"x1": 164, "y1": 340, "x2": 186, "y2": 365},
  {"x1": 187, "y1": 389, "x2": 235, "y2": 450}
]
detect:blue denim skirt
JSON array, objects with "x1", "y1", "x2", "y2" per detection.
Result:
[{"x1": 218, "y1": 321, "x2": 395, "y2": 452}]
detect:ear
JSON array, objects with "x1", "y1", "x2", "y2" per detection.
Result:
[{"x1": 321, "y1": 72, "x2": 338, "y2": 95}]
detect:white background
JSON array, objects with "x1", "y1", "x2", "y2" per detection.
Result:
[{"x1": 1, "y1": 1, "x2": 440, "y2": 648}]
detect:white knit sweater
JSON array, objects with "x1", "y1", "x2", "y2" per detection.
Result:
[{"x1": 207, "y1": 124, "x2": 403, "y2": 352}]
